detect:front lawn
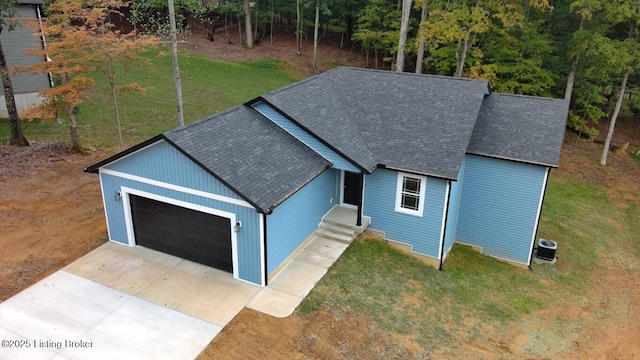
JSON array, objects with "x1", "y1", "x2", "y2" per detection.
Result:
[{"x1": 299, "y1": 171, "x2": 640, "y2": 357}]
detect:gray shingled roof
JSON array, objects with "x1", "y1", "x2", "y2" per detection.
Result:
[
  {"x1": 262, "y1": 67, "x2": 490, "y2": 179},
  {"x1": 87, "y1": 68, "x2": 569, "y2": 213},
  {"x1": 467, "y1": 93, "x2": 569, "y2": 167},
  {"x1": 164, "y1": 106, "x2": 330, "y2": 212}
]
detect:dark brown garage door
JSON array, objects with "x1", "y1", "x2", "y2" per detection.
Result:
[{"x1": 130, "y1": 195, "x2": 233, "y2": 273}]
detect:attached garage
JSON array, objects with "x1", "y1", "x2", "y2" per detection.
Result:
[
  {"x1": 85, "y1": 106, "x2": 332, "y2": 287},
  {"x1": 129, "y1": 194, "x2": 233, "y2": 273}
]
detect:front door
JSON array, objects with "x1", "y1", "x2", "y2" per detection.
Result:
[{"x1": 343, "y1": 171, "x2": 361, "y2": 207}]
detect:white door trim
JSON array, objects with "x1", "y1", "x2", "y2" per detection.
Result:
[
  {"x1": 121, "y1": 186, "x2": 239, "y2": 280},
  {"x1": 101, "y1": 168, "x2": 254, "y2": 209}
]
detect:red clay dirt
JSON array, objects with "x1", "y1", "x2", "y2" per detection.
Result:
[{"x1": 1, "y1": 29, "x2": 639, "y2": 359}]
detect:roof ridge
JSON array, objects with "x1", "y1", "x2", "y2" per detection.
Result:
[
  {"x1": 166, "y1": 105, "x2": 245, "y2": 134},
  {"x1": 489, "y1": 92, "x2": 568, "y2": 102},
  {"x1": 344, "y1": 67, "x2": 490, "y2": 84},
  {"x1": 261, "y1": 66, "x2": 345, "y2": 97}
]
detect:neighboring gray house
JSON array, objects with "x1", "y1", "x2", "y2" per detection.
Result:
[
  {"x1": 86, "y1": 67, "x2": 569, "y2": 286},
  {"x1": 0, "y1": 0, "x2": 51, "y2": 117}
]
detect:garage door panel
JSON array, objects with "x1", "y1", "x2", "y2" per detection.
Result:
[
  {"x1": 187, "y1": 252, "x2": 233, "y2": 273},
  {"x1": 129, "y1": 195, "x2": 233, "y2": 273}
]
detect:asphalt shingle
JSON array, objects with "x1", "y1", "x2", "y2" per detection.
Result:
[
  {"x1": 468, "y1": 93, "x2": 569, "y2": 167},
  {"x1": 164, "y1": 106, "x2": 330, "y2": 212},
  {"x1": 88, "y1": 68, "x2": 570, "y2": 211},
  {"x1": 263, "y1": 67, "x2": 490, "y2": 179}
]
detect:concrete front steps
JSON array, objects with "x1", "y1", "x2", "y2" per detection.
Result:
[
  {"x1": 315, "y1": 205, "x2": 371, "y2": 244},
  {"x1": 315, "y1": 222, "x2": 357, "y2": 244}
]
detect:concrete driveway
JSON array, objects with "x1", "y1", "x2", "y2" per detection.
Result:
[{"x1": 0, "y1": 236, "x2": 348, "y2": 359}]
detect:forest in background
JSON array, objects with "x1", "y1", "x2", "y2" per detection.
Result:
[{"x1": 128, "y1": 0, "x2": 640, "y2": 141}]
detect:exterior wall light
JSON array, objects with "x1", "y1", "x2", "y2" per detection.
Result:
[
  {"x1": 114, "y1": 191, "x2": 122, "y2": 201},
  {"x1": 234, "y1": 221, "x2": 242, "y2": 233}
]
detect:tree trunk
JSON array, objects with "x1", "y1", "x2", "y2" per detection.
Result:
[
  {"x1": 168, "y1": 0, "x2": 184, "y2": 127},
  {"x1": 270, "y1": 0, "x2": 274, "y2": 44},
  {"x1": 565, "y1": 19, "x2": 583, "y2": 101},
  {"x1": 564, "y1": 55, "x2": 578, "y2": 101},
  {"x1": 455, "y1": 31, "x2": 471, "y2": 77},
  {"x1": 455, "y1": 36, "x2": 469, "y2": 77},
  {"x1": 312, "y1": 0, "x2": 320, "y2": 71},
  {"x1": 455, "y1": 0, "x2": 479, "y2": 77},
  {"x1": 415, "y1": 1, "x2": 428, "y2": 74},
  {"x1": 68, "y1": 106, "x2": 82, "y2": 153},
  {"x1": 244, "y1": 0, "x2": 253, "y2": 48},
  {"x1": 58, "y1": 72, "x2": 83, "y2": 153},
  {"x1": 108, "y1": 58, "x2": 124, "y2": 151},
  {"x1": 396, "y1": 0, "x2": 412, "y2": 72},
  {"x1": 254, "y1": 0, "x2": 258, "y2": 41},
  {"x1": 295, "y1": 0, "x2": 301, "y2": 55},
  {"x1": 345, "y1": 15, "x2": 354, "y2": 43},
  {"x1": 600, "y1": 69, "x2": 629, "y2": 166},
  {"x1": 0, "y1": 35, "x2": 28, "y2": 147}
]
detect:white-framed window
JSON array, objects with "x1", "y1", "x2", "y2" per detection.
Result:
[{"x1": 395, "y1": 172, "x2": 427, "y2": 217}]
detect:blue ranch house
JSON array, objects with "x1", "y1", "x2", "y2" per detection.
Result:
[{"x1": 85, "y1": 67, "x2": 569, "y2": 286}]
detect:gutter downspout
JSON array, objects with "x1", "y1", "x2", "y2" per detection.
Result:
[
  {"x1": 438, "y1": 180, "x2": 453, "y2": 271},
  {"x1": 528, "y1": 168, "x2": 552, "y2": 269},
  {"x1": 356, "y1": 173, "x2": 363, "y2": 226},
  {"x1": 262, "y1": 212, "x2": 268, "y2": 286}
]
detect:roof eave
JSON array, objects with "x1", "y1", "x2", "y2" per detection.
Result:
[
  {"x1": 378, "y1": 164, "x2": 458, "y2": 181},
  {"x1": 466, "y1": 151, "x2": 559, "y2": 168},
  {"x1": 263, "y1": 162, "x2": 332, "y2": 214},
  {"x1": 161, "y1": 136, "x2": 267, "y2": 213},
  {"x1": 252, "y1": 96, "x2": 372, "y2": 174},
  {"x1": 83, "y1": 135, "x2": 165, "y2": 173},
  {"x1": 84, "y1": 134, "x2": 267, "y2": 213}
]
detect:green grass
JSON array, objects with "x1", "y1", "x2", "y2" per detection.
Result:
[
  {"x1": 3, "y1": 44, "x2": 638, "y2": 357},
  {"x1": 632, "y1": 153, "x2": 640, "y2": 163},
  {"x1": 0, "y1": 49, "x2": 298, "y2": 148},
  {"x1": 299, "y1": 174, "x2": 640, "y2": 351},
  {"x1": 300, "y1": 239, "x2": 546, "y2": 349}
]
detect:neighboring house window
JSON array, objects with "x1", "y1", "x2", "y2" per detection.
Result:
[{"x1": 395, "y1": 172, "x2": 427, "y2": 217}]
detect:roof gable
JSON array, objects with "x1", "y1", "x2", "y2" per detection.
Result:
[{"x1": 163, "y1": 106, "x2": 330, "y2": 212}]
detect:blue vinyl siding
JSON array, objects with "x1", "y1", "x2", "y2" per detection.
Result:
[
  {"x1": 456, "y1": 155, "x2": 547, "y2": 265},
  {"x1": 106, "y1": 140, "x2": 244, "y2": 200},
  {"x1": 363, "y1": 168, "x2": 447, "y2": 259},
  {"x1": 267, "y1": 168, "x2": 338, "y2": 274},
  {"x1": 99, "y1": 141, "x2": 263, "y2": 285},
  {"x1": 443, "y1": 161, "x2": 465, "y2": 259},
  {"x1": 253, "y1": 101, "x2": 361, "y2": 173}
]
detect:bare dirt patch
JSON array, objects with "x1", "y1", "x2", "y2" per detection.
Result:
[
  {"x1": 199, "y1": 307, "x2": 415, "y2": 360},
  {"x1": 0, "y1": 143, "x2": 110, "y2": 302},
  {"x1": 1, "y1": 33, "x2": 639, "y2": 359}
]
